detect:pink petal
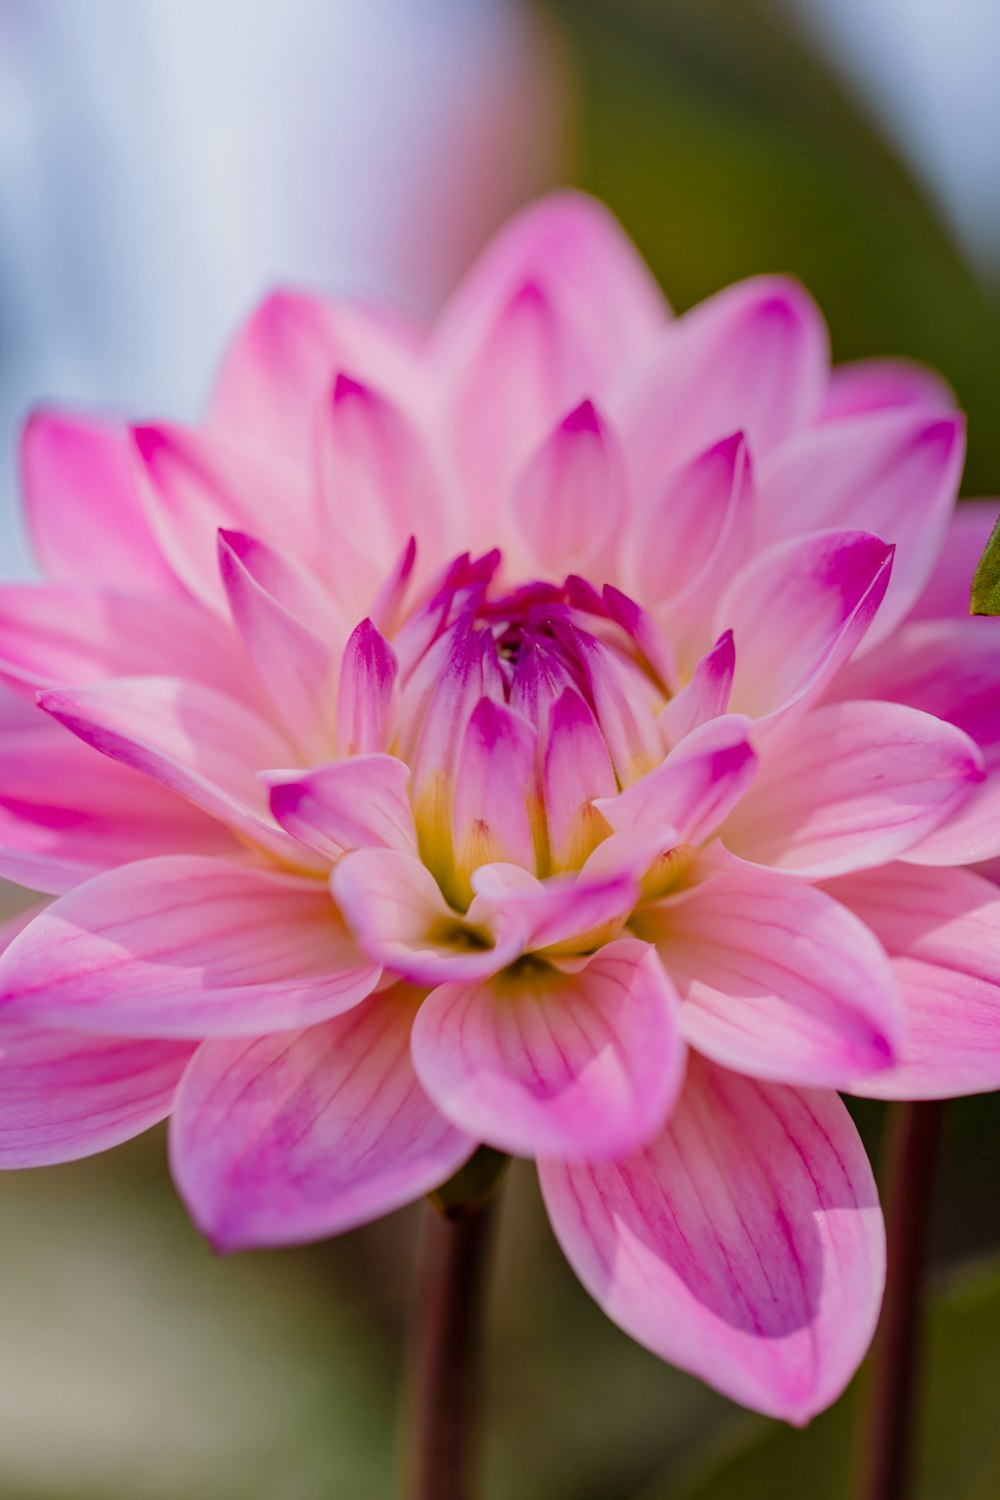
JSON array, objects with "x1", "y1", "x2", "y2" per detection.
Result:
[
  {"x1": 21, "y1": 409, "x2": 179, "y2": 592},
  {"x1": 440, "y1": 281, "x2": 588, "y2": 531},
  {"x1": 833, "y1": 617, "x2": 1000, "y2": 864},
  {"x1": 433, "y1": 190, "x2": 668, "y2": 391},
  {"x1": 543, "y1": 689, "x2": 617, "y2": 871},
  {"x1": 620, "y1": 277, "x2": 829, "y2": 488},
  {"x1": 757, "y1": 410, "x2": 965, "y2": 642},
  {"x1": 0, "y1": 856, "x2": 378, "y2": 1037},
  {"x1": 659, "y1": 631, "x2": 736, "y2": 747},
  {"x1": 820, "y1": 358, "x2": 954, "y2": 421},
  {"x1": 827, "y1": 864, "x2": 1000, "y2": 1099},
  {"x1": 0, "y1": 582, "x2": 252, "y2": 702},
  {"x1": 626, "y1": 434, "x2": 754, "y2": 668},
  {"x1": 208, "y1": 289, "x2": 422, "y2": 467},
  {"x1": 596, "y1": 713, "x2": 757, "y2": 847},
  {"x1": 267, "y1": 754, "x2": 417, "y2": 861},
  {"x1": 507, "y1": 400, "x2": 627, "y2": 577},
  {"x1": 910, "y1": 499, "x2": 999, "y2": 621},
  {"x1": 411, "y1": 938, "x2": 685, "y2": 1160},
  {"x1": 131, "y1": 423, "x2": 317, "y2": 609},
  {"x1": 469, "y1": 861, "x2": 641, "y2": 954},
  {"x1": 452, "y1": 698, "x2": 538, "y2": 886},
  {"x1": 722, "y1": 700, "x2": 984, "y2": 878},
  {"x1": 336, "y1": 618, "x2": 399, "y2": 758},
  {"x1": 39, "y1": 676, "x2": 308, "y2": 866},
  {"x1": 219, "y1": 533, "x2": 335, "y2": 758},
  {"x1": 0, "y1": 718, "x2": 239, "y2": 895},
  {"x1": 539, "y1": 1054, "x2": 884, "y2": 1423},
  {"x1": 215, "y1": 529, "x2": 348, "y2": 643},
  {"x1": 170, "y1": 987, "x2": 472, "y2": 1251},
  {"x1": 719, "y1": 530, "x2": 893, "y2": 719},
  {"x1": 318, "y1": 375, "x2": 454, "y2": 616},
  {"x1": 0, "y1": 1023, "x2": 193, "y2": 1167},
  {"x1": 332, "y1": 848, "x2": 523, "y2": 985},
  {"x1": 641, "y1": 857, "x2": 901, "y2": 1087}
]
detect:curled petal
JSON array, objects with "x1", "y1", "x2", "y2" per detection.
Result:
[
  {"x1": 0, "y1": 856, "x2": 378, "y2": 1037},
  {"x1": 411, "y1": 938, "x2": 685, "y2": 1159},
  {"x1": 826, "y1": 863, "x2": 1000, "y2": 1099},
  {"x1": 170, "y1": 987, "x2": 472, "y2": 1251},
  {"x1": 757, "y1": 410, "x2": 965, "y2": 642},
  {"x1": 0, "y1": 1023, "x2": 194, "y2": 1168},
  {"x1": 718, "y1": 530, "x2": 893, "y2": 720},
  {"x1": 640, "y1": 857, "x2": 902, "y2": 1088},
  {"x1": 452, "y1": 698, "x2": 538, "y2": 888},
  {"x1": 268, "y1": 754, "x2": 417, "y2": 860},
  {"x1": 597, "y1": 713, "x2": 757, "y2": 847},
  {"x1": 539, "y1": 1054, "x2": 884, "y2": 1423},
  {"x1": 659, "y1": 631, "x2": 736, "y2": 748},
  {"x1": 722, "y1": 700, "x2": 984, "y2": 878},
  {"x1": 39, "y1": 676, "x2": 308, "y2": 866}
]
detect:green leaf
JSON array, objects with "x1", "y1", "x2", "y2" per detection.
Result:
[
  {"x1": 630, "y1": 1256, "x2": 1000, "y2": 1500},
  {"x1": 971, "y1": 511, "x2": 1000, "y2": 613}
]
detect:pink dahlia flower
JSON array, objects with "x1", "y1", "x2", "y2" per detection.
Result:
[{"x1": 1, "y1": 193, "x2": 998, "y2": 1424}]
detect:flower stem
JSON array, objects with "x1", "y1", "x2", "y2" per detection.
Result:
[
  {"x1": 856, "y1": 1099, "x2": 946, "y2": 1500},
  {"x1": 402, "y1": 1153, "x2": 507, "y2": 1500}
]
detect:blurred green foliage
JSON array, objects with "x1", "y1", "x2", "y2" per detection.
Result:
[
  {"x1": 971, "y1": 513, "x2": 1000, "y2": 613},
  {"x1": 542, "y1": 0, "x2": 1000, "y2": 496},
  {"x1": 637, "y1": 1257, "x2": 1000, "y2": 1500}
]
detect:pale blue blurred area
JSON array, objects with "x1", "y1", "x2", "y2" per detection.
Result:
[
  {"x1": 0, "y1": 0, "x2": 565, "y2": 577},
  {"x1": 786, "y1": 0, "x2": 1000, "y2": 275}
]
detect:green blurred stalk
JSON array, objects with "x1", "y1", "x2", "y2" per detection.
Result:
[
  {"x1": 401, "y1": 1153, "x2": 508, "y2": 1500},
  {"x1": 855, "y1": 1100, "x2": 946, "y2": 1500}
]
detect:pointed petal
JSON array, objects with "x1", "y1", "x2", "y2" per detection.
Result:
[
  {"x1": 452, "y1": 698, "x2": 538, "y2": 886},
  {"x1": 757, "y1": 410, "x2": 965, "y2": 641},
  {"x1": 318, "y1": 375, "x2": 454, "y2": 615},
  {"x1": 0, "y1": 582, "x2": 252, "y2": 702},
  {"x1": 411, "y1": 938, "x2": 685, "y2": 1159},
  {"x1": 642, "y1": 859, "x2": 901, "y2": 1087},
  {"x1": 21, "y1": 409, "x2": 179, "y2": 592},
  {"x1": 719, "y1": 530, "x2": 893, "y2": 719},
  {"x1": 543, "y1": 689, "x2": 616, "y2": 871},
  {"x1": 0, "y1": 719, "x2": 239, "y2": 894},
  {"x1": 39, "y1": 677, "x2": 307, "y2": 865},
  {"x1": 267, "y1": 754, "x2": 417, "y2": 861},
  {"x1": 723, "y1": 700, "x2": 984, "y2": 877},
  {"x1": 434, "y1": 190, "x2": 668, "y2": 388},
  {"x1": 332, "y1": 848, "x2": 522, "y2": 985},
  {"x1": 597, "y1": 714, "x2": 757, "y2": 847},
  {"x1": 170, "y1": 987, "x2": 472, "y2": 1251},
  {"x1": 131, "y1": 423, "x2": 316, "y2": 608},
  {"x1": 826, "y1": 863, "x2": 1000, "y2": 1099},
  {"x1": 621, "y1": 277, "x2": 828, "y2": 486},
  {"x1": 659, "y1": 631, "x2": 736, "y2": 748},
  {"x1": 209, "y1": 289, "x2": 421, "y2": 465},
  {"x1": 507, "y1": 400, "x2": 627, "y2": 577},
  {"x1": 626, "y1": 434, "x2": 754, "y2": 667},
  {"x1": 0, "y1": 856, "x2": 378, "y2": 1037},
  {"x1": 336, "y1": 618, "x2": 399, "y2": 758},
  {"x1": 820, "y1": 358, "x2": 954, "y2": 421},
  {"x1": 0, "y1": 1023, "x2": 194, "y2": 1168},
  {"x1": 539, "y1": 1054, "x2": 884, "y2": 1423},
  {"x1": 219, "y1": 533, "x2": 335, "y2": 757}
]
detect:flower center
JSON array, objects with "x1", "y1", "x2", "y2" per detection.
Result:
[{"x1": 391, "y1": 551, "x2": 669, "y2": 908}]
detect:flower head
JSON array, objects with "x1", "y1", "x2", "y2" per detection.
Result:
[{"x1": 2, "y1": 193, "x2": 999, "y2": 1423}]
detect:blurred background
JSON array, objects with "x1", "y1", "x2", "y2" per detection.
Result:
[{"x1": 2, "y1": 1, "x2": 1000, "y2": 1496}]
